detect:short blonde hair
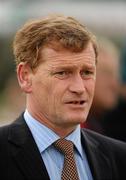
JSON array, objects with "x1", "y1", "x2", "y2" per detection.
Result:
[{"x1": 13, "y1": 14, "x2": 98, "y2": 69}]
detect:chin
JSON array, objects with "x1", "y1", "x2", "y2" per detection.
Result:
[{"x1": 65, "y1": 114, "x2": 86, "y2": 124}]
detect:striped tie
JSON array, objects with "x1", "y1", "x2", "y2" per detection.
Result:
[{"x1": 54, "y1": 138, "x2": 79, "y2": 180}]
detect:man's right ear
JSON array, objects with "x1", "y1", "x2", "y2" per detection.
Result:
[{"x1": 17, "y1": 62, "x2": 33, "y2": 93}]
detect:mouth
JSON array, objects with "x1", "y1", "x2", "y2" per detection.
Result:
[{"x1": 66, "y1": 100, "x2": 85, "y2": 105}]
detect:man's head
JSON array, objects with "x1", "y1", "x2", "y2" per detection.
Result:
[
  {"x1": 91, "y1": 37, "x2": 120, "y2": 115},
  {"x1": 13, "y1": 14, "x2": 98, "y2": 137},
  {"x1": 13, "y1": 14, "x2": 98, "y2": 69}
]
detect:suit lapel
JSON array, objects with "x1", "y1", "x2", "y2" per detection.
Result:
[
  {"x1": 81, "y1": 130, "x2": 112, "y2": 180},
  {"x1": 8, "y1": 114, "x2": 50, "y2": 180}
]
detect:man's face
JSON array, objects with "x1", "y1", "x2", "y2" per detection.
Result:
[{"x1": 27, "y1": 43, "x2": 96, "y2": 132}]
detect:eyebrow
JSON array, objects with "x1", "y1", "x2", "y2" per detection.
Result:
[{"x1": 51, "y1": 64, "x2": 96, "y2": 71}]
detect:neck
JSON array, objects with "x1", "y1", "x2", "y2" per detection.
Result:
[{"x1": 26, "y1": 106, "x2": 78, "y2": 138}]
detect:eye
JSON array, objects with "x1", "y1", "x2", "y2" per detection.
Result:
[
  {"x1": 57, "y1": 71, "x2": 67, "y2": 75},
  {"x1": 81, "y1": 69, "x2": 95, "y2": 79},
  {"x1": 54, "y1": 71, "x2": 70, "y2": 79}
]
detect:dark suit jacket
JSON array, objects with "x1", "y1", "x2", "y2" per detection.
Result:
[{"x1": 0, "y1": 114, "x2": 126, "y2": 180}]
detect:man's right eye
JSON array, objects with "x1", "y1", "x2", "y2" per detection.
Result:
[
  {"x1": 54, "y1": 71, "x2": 70, "y2": 79},
  {"x1": 57, "y1": 71, "x2": 66, "y2": 75}
]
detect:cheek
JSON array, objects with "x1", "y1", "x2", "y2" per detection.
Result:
[
  {"x1": 87, "y1": 80, "x2": 96, "y2": 96},
  {"x1": 44, "y1": 81, "x2": 59, "y2": 105},
  {"x1": 50, "y1": 81, "x2": 67, "y2": 105},
  {"x1": 32, "y1": 75, "x2": 50, "y2": 102}
]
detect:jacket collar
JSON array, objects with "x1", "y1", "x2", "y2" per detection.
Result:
[
  {"x1": 81, "y1": 129, "x2": 112, "y2": 180},
  {"x1": 8, "y1": 114, "x2": 50, "y2": 180}
]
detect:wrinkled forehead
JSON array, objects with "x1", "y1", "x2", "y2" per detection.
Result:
[{"x1": 40, "y1": 42, "x2": 96, "y2": 67}]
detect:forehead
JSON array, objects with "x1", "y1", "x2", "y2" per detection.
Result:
[{"x1": 40, "y1": 42, "x2": 96, "y2": 68}]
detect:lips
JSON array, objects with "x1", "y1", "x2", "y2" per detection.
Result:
[{"x1": 66, "y1": 100, "x2": 85, "y2": 105}]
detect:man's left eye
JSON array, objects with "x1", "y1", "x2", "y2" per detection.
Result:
[{"x1": 81, "y1": 70, "x2": 94, "y2": 77}]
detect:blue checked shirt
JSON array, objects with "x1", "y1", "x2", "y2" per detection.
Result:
[{"x1": 24, "y1": 110, "x2": 93, "y2": 180}]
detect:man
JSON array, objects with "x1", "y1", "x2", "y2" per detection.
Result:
[
  {"x1": 0, "y1": 14, "x2": 126, "y2": 180},
  {"x1": 83, "y1": 37, "x2": 120, "y2": 133},
  {"x1": 102, "y1": 41, "x2": 126, "y2": 142}
]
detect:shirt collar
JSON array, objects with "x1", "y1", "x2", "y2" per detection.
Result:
[
  {"x1": 24, "y1": 110, "x2": 59, "y2": 153},
  {"x1": 66, "y1": 125, "x2": 83, "y2": 159},
  {"x1": 24, "y1": 110, "x2": 83, "y2": 159}
]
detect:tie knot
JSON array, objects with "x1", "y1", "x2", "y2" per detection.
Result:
[{"x1": 54, "y1": 139, "x2": 74, "y2": 156}]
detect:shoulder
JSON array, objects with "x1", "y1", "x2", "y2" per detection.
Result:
[
  {"x1": 81, "y1": 128, "x2": 126, "y2": 153},
  {"x1": 81, "y1": 128, "x2": 126, "y2": 179},
  {"x1": 0, "y1": 123, "x2": 10, "y2": 141},
  {"x1": 0, "y1": 113, "x2": 24, "y2": 141}
]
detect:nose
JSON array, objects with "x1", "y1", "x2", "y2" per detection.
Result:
[{"x1": 69, "y1": 74, "x2": 85, "y2": 95}]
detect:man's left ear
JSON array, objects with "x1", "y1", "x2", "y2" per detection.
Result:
[{"x1": 17, "y1": 62, "x2": 33, "y2": 93}]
